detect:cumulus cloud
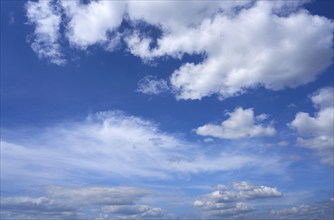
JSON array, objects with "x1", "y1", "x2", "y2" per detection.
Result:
[
  {"x1": 136, "y1": 75, "x2": 170, "y2": 95},
  {"x1": 195, "y1": 107, "x2": 276, "y2": 139},
  {"x1": 26, "y1": 0, "x2": 65, "y2": 65},
  {"x1": 60, "y1": 0, "x2": 126, "y2": 48},
  {"x1": 290, "y1": 87, "x2": 334, "y2": 165},
  {"x1": 270, "y1": 198, "x2": 334, "y2": 219},
  {"x1": 0, "y1": 186, "x2": 163, "y2": 220},
  {"x1": 194, "y1": 182, "x2": 282, "y2": 218},
  {"x1": 1, "y1": 110, "x2": 285, "y2": 187},
  {"x1": 234, "y1": 181, "x2": 282, "y2": 200},
  {"x1": 125, "y1": 1, "x2": 333, "y2": 100},
  {"x1": 25, "y1": 1, "x2": 333, "y2": 100},
  {"x1": 127, "y1": 1, "x2": 252, "y2": 33}
]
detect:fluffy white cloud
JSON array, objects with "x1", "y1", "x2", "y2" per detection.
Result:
[
  {"x1": 194, "y1": 182, "x2": 282, "y2": 218},
  {"x1": 1, "y1": 110, "x2": 284, "y2": 187},
  {"x1": 136, "y1": 75, "x2": 170, "y2": 95},
  {"x1": 126, "y1": 1, "x2": 333, "y2": 100},
  {"x1": 26, "y1": 1, "x2": 333, "y2": 100},
  {"x1": 0, "y1": 186, "x2": 163, "y2": 220},
  {"x1": 60, "y1": 0, "x2": 126, "y2": 48},
  {"x1": 290, "y1": 87, "x2": 334, "y2": 165},
  {"x1": 311, "y1": 87, "x2": 334, "y2": 109},
  {"x1": 127, "y1": 1, "x2": 252, "y2": 33},
  {"x1": 195, "y1": 107, "x2": 276, "y2": 139},
  {"x1": 26, "y1": 0, "x2": 65, "y2": 65},
  {"x1": 234, "y1": 181, "x2": 282, "y2": 200}
]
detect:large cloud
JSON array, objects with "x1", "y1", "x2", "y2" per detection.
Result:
[
  {"x1": 0, "y1": 186, "x2": 163, "y2": 220},
  {"x1": 194, "y1": 182, "x2": 282, "y2": 218},
  {"x1": 26, "y1": 0, "x2": 333, "y2": 99},
  {"x1": 1, "y1": 110, "x2": 285, "y2": 187},
  {"x1": 289, "y1": 87, "x2": 334, "y2": 165},
  {"x1": 126, "y1": 1, "x2": 333, "y2": 99},
  {"x1": 195, "y1": 107, "x2": 276, "y2": 139}
]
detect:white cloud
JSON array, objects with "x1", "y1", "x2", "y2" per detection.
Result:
[
  {"x1": 26, "y1": 1, "x2": 333, "y2": 101},
  {"x1": 1, "y1": 110, "x2": 285, "y2": 186},
  {"x1": 311, "y1": 87, "x2": 334, "y2": 109},
  {"x1": 127, "y1": 1, "x2": 252, "y2": 33},
  {"x1": 234, "y1": 181, "x2": 282, "y2": 200},
  {"x1": 194, "y1": 182, "x2": 282, "y2": 218},
  {"x1": 270, "y1": 198, "x2": 334, "y2": 219},
  {"x1": 26, "y1": 0, "x2": 65, "y2": 65},
  {"x1": 103, "y1": 205, "x2": 163, "y2": 219},
  {"x1": 46, "y1": 186, "x2": 150, "y2": 206},
  {"x1": 60, "y1": 0, "x2": 126, "y2": 49},
  {"x1": 136, "y1": 75, "x2": 170, "y2": 95},
  {"x1": 126, "y1": 1, "x2": 333, "y2": 100},
  {"x1": 195, "y1": 107, "x2": 276, "y2": 139},
  {"x1": 0, "y1": 186, "x2": 163, "y2": 220},
  {"x1": 290, "y1": 87, "x2": 334, "y2": 165}
]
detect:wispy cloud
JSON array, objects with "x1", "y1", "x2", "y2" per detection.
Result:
[
  {"x1": 270, "y1": 197, "x2": 334, "y2": 219},
  {"x1": 26, "y1": 0, "x2": 65, "y2": 65},
  {"x1": 136, "y1": 75, "x2": 170, "y2": 95},
  {"x1": 1, "y1": 110, "x2": 287, "y2": 188}
]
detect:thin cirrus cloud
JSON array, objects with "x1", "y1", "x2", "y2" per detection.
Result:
[
  {"x1": 136, "y1": 75, "x2": 170, "y2": 95},
  {"x1": 26, "y1": 0, "x2": 333, "y2": 100},
  {"x1": 1, "y1": 110, "x2": 286, "y2": 188},
  {"x1": 0, "y1": 186, "x2": 164, "y2": 220},
  {"x1": 289, "y1": 87, "x2": 334, "y2": 165},
  {"x1": 194, "y1": 181, "x2": 282, "y2": 218},
  {"x1": 195, "y1": 107, "x2": 276, "y2": 140}
]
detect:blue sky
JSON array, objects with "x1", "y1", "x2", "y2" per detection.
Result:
[{"x1": 1, "y1": 0, "x2": 333, "y2": 219}]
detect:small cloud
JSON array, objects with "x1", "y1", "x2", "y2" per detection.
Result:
[
  {"x1": 278, "y1": 141, "x2": 289, "y2": 147},
  {"x1": 136, "y1": 75, "x2": 170, "y2": 95},
  {"x1": 195, "y1": 107, "x2": 276, "y2": 140},
  {"x1": 26, "y1": 0, "x2": 66, "y2": 65},
  {"x1": 256, "y1": 113, "x2": 269, "y2": 121},
  {"x1": 289, "y1": 87, "x2": 334, "y2": 165},
  {"x1": 203, "y1": 138, "x2": 215, "y2": 143},
  {"x1": 9, "y1": 12, "x2": 15, "y2": 24}
]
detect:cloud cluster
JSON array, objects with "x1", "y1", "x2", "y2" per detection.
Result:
[
  {"x1": 194, "y1": 181, "x2": 282, "y2": 218},
  {"x1": 26, "y1": 0, "x2": 333, "y2": 99},
  {"x1": 270, "y1": 198, "x2": 334, "y2": 219},
  {"x1": 290, "y1": 87, "x2": 334, "y2": 165},
  {"x1": 0, "y1": 186, "x2": 163, "y2": 220},
  {"x1": 195, "y1": 107, "x2": 276, "y2": 139},
  {"x1": 1, "y1": 110, "x2": 285, "y2": 187}
]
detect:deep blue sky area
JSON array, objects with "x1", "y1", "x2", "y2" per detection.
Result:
[{"x1": 1, "y1": 0, "x2": 333, "y2": 219}]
